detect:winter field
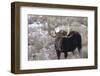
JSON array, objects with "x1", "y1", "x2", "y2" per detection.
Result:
[{"x1": 28, "y1": 15, "x2": 88, "y2": 61}]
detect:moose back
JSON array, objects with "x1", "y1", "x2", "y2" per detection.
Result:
[{"x1": 54, "y1": 31, "x2": 82, "y2": 59}]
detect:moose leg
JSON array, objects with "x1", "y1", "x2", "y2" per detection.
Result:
[
  {"x1": 72, "y1": 51, "x2": 74, "y2": 55},
  {"x1": 56, "y1": 51, "x2": 61, "y2": 59},
  {"x1": 77, "y1": 47, "x2": 81, "y2": 55},
  {"x1": 64, "y1": 52, "x2": 68, "y2": 59},
  {"x1": 77, "y1": 48, "x2": 82, "y2": 58}
]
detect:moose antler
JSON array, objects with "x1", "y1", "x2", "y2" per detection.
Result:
[{"x1": 48, "y1": 23, "x2": 57, "y2": 38}]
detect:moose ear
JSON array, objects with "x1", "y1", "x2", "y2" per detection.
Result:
[{"x1": 63, "y1": 31, "x2": 67, "y2": 36}]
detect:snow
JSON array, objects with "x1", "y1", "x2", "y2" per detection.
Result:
[{"x1": 28, "y1": 17, "x2": 88, "y2": 60}]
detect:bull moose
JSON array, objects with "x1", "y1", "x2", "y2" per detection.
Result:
[{"x1": 48, "y1": 29, "x2": 82, "y2": 59}]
